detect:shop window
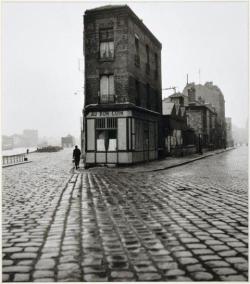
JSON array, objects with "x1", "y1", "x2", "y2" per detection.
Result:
[
  {"x1": 96, "y1": 118, "x2": 117, "y2": 151},
  {"x1": 96, "y1": 118, "x2": 105, "y2": 129},
  {"x1": 96, "y1": 130, "x2": 117, "y2": 151},
  {"x1": 99, "y1": 28, "x2": 114, "y2": 59}
]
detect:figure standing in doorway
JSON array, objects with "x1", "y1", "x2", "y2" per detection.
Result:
[{"x1": 73, "y1": 145, "x2": 81, "y2": 169}]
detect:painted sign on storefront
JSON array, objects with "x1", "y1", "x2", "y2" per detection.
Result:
[{"x1": 87, "y1": 110, "x2": 131, "y2": 118}]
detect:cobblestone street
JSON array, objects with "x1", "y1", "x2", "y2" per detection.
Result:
[{"x1": 2, "y1": 147, "x2": 248, "y2": 282}]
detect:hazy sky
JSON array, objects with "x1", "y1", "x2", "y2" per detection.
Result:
[{"x1": 2, "y1": 1, "x2": 248, "y2": 138}]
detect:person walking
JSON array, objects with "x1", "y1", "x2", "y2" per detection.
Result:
[{"x1": 73, "y1": 145, "x2": 81, "y2": 169}]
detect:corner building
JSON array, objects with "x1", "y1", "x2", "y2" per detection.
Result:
[{"x1": 83, "y1": 5, "x2": 162, "y2": 166}]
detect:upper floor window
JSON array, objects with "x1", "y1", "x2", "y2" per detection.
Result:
[
  {"x1": 146, "y1": 83, "x2": 150, "y2": 109},
  {"x1": 99, "y1": 75, "x2": 115, "y2": 103},
  {"x1": 135, "y1": 34, "x2": 139, "y2": 54},
  {"x1": 134, "y1": 34, "x2": 140, "y2": 67},
  {"x1": 135, "y1": 80, "x2": 140, "y2": 106},
  {"x1": 154, "y1": 53, "x2": 158, "y2": 79},
  {"x1": 146, "y1": 45, "x2": 150, "y2": 74},
  {"x1": 146, "y1": 45, "x2": 149, "y2": 64},
  {"x1": 99, "y1": 28, "x2": 114, "y2": 59}
]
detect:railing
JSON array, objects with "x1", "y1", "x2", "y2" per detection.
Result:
[
  {"x1": 99, "y1": 94, "x2": 128, "y2": 104},
  {"x1": 99, "y1": 94, "x2": 116, "y2": 104},
  {"x1": 2, "y1": 153, "x2": 27, "y2": 167},
  {"x1": 99, "y1": 52, "x2": 114, "y2": 61}
]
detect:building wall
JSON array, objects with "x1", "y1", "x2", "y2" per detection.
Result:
[
  {"x1": 84, "y1": 6, "x2": 162, "y2": 113},
  {"x1": 183, "y1": 82, "x2": 225, "y2": 125},
  {"x1": 83, "y1": 6, "x2": 163, "y2": 165},
  {"x1": 84, "y1": 8, "x2": 130, "y2": 106},
  {"x1": 186, "y1": 109, "x2": 203, "y2": 135},
  {"x1": 127, "y1": 15, "x2": 162, "y2": 113}
]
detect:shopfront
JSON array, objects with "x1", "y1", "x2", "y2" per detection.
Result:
[{"x1": 85, "y1": 105, "x2": 159, "y2": 166}]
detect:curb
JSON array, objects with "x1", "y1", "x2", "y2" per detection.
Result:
[
  {"x1": 2, "y1": 161, "x2": 32, "y2": 168},
  {"x1": 119, "y1": 147, "x2": 235, "y2": 174}
]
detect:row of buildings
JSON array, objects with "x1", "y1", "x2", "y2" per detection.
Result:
[
  {"x1": 162, "y1": 81, "x2": 232, "y2": 157},
  {"x1": 81, "y1": 5, "x2": 233, "y2": 167},
  {"x1": 2, "y1": 129, "x2": 38, "y2": 150}
]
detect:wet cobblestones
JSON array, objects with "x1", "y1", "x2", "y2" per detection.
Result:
[{"x1": 2, "y1": 147, "x2": 248, "y2": 281}]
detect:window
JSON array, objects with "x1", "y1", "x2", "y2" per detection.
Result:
[
  {"x1": 154, "y1": 53, "x2": 158, "y2": 79},
  {"x1": 146, "y1": 45, "x2": 149, "y2": 63},
  {"x1": 96, "y1": 118, "x2": 117, "y2": 151},
  {"x1": 134, "y1": 34, "x2": 140, "y2": 67},
  {"x1": 135, "y1": 80, "x2": 140, "y2": 106},
  {"x1": 146, "y1": 84, "x2": 150, "y2": 109},
  {"x1": 145, "y1": 45, "x2": 150, "y2": 74},
  {"x1": 100, "y1": 75, "x2": 115, "y2": 103},
  {"x1": 135, "y1": 34, "x2": 139, "y2": 54},
  {"x1": 99, "y1": 28, "x2": 114, "y2": 59}
]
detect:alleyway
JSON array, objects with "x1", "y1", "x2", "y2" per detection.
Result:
[{"x1": 2, "y1": 147, "x2": 248, "y2": 281}]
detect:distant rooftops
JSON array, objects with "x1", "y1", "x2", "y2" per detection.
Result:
[{"x1": 169, "y1": 92, "x2": 187, "y2": 98}]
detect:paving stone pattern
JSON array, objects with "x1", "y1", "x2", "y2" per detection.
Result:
[{"x1": 2, "y1": 147, "x2": 248, "y2": 281}]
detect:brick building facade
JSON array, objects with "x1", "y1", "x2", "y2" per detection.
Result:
[
  {"x1": 186, "y1": 104, "x2": 217, "y2": 148},
  {"x1": 83, "y1": 5, "x2": 162, "y2": 166},
  {"x1": 183, "y1": 82, "x2": 226, "y2": 148}
]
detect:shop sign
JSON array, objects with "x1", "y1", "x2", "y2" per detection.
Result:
[{"x1": 87, "y1": 110, "x2": 131, "y2": 117}]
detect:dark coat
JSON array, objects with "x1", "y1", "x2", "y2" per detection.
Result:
[{"x1": 73, "y1": 148, "x2": 81, "y2": 161}]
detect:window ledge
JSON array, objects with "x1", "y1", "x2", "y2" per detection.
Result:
[{"x1": 99, "y1": 57, "x2": 114, "y2": 62}]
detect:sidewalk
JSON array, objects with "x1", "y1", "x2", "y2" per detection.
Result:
[
  {"x1": 88, "y1": 147, "x2": 235, "y2": 174},
  {"x1": 118, "y1": 147, "x2": 235, "y2": 173}
]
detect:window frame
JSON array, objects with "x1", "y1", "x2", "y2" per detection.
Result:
[
  {"x1": 96, "y1": 118, "x2": 118, "y2": 152},
  {"x1": 99, "y1": 27, "x2": 114, "y2": 60},
  {"x1": 99, "y1": 74, "x2": 115, "y2": 103}
]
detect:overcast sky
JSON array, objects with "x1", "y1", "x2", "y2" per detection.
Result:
[{"x1": 2, "y1": 1, "x2": 248, "y2": 139}]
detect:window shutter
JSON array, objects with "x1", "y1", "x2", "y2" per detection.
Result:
[{"x1": 109, "y1": 75, "x2": 114, "y2": 95}]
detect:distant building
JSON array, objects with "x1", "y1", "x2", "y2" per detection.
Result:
[
  {"x1": 183, "y1": 82, "x2": 225, "y2": 124},
  {"x1": 232, "y1": 125, "x2": 248, "y2": 146},
  {"x1": 61, "y1": 135, "x2": 75, "y2": 148},
  {"x1": 162, "y1": 98, "x2": 195, "y2": 156},
  {"x1": 186, "y1": 103, "x2": 217, "y2": 150},
  {"x1": 12, "y1": 134, "x2": 26, "y2": 148},
  {"x1": 2, "y1": 135, "x2": 14, "y2": 150},
  {"x1": 225, "y1": 117, "x2": 234, "y2": 147},
  {"x1": 183, "y1": 82, "x2": 226, "y2": 148},
  {"x1": 83, "y1": 5, "x2": 162, "y2": 166},
  {"x1": 23, "y1": 129, "x2": 38, "y2": 147}
]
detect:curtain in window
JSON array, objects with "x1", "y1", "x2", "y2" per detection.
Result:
[
  {"x1": 97, "y1": 131, "x2": 106, "y2": 151},
  {"x1": 100, "y1": 42, "x2": 114, "y2": 58}
]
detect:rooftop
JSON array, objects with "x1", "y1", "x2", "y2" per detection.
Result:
[
  {"x1": 85, "y1": 5, "x2": 162, "y2": 48},
  {"x1": 86, "y1": 5, "x2": 126, "y2": 12}
]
